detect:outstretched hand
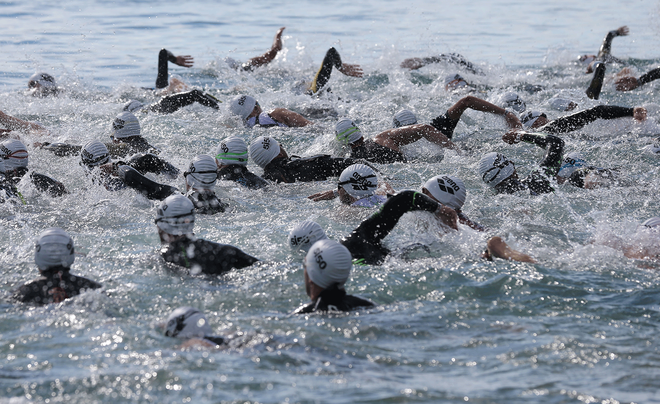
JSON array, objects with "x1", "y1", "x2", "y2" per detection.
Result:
[
  {"x1": 502, "y1": 130, "x2": 522, "y2": 144},
  {"x1": 615, "y1": 76, "x2": 639, "y2": 91},
  {"x1": 339, "y1": 63, "x2": 363, "y2": 77},
  {"x1": 272, "y1": 27, "x2": 285, "y2": 52},
  {"x1": 617, "y1": 26, "x2": 629, "y2": 36},
  {"x1": 633, "y1": 107, "x2": 647, "y2": 122},
  {"x1": 174, "y1": 55, "x2": 194, "y2": 68}
]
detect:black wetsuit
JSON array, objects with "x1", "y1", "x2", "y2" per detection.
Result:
[
  {"x1": 0, "y1": 176, "x2": 20, "y2": 202},
  {"x1": 43, "y1": 137, "x2": 159, "y2": 159},
  {"x1": 156, "y1": 49, "x2": 178, "y2": 89},
  {"x1": 185, "y1": 189, "x2": 227, "y2": 214},
  {"x1": 12, "y1": 266, "x2": 102, "y2": 305},
  {"x1": 217, "y1": 165, "x2": 268, "y2": 189},
  {"x1": 293, "y1": 284, "x2": 375, "y2": 314},
  {"x1": 341, "y1": 190, "x2": 441, "y2": 265},
  {"x1": 539, "y1": 105, "x2": 635, "y2": 134},
  {"x1": 637, "y1": 67, "x2": 660, "y2": 87},
  {"x1": 430, "y1": 113, "x2": 461, "y2": 139},
  {"x1": 350, "y1": 139, "x2": 406, "y2": 164},
  {"x1": 263, "y1": 155, "x2": 357, "y2": 183},
  {"x1": 308, "y1": 47, "x2": 343, "y2": 95},
  {"x1": 145, "y1": 90, "x2": 220, "y2": 114},
  {"x1": 566, "y1": 167, "x2": 618, "y2": 189},
  {"x1": 125, "y1": 153, "x2": 179, "y2": 177},
  {"x1": 161, "y1": 236, "x2": 259, "y2": 275},
  {"x1": 419, "y1": 53, "x2": 484, "y2": 75},
  {"x1": 6, "y1": 167, "x2": 67, "y2": 198}
]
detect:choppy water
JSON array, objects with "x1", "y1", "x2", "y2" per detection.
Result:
[{"x1": 2, "y1": 0, "x2": 660, "y2": 403}]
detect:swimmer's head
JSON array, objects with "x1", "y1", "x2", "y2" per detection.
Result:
[
  {"x1": 500, "y1": 92, "x2": 526, "y2": 113},
  {"x1": 155, "y1": 194, "x2": 195, "y2": 236},
  {"x1": 557, "y1": 152, "x2": 587, "y2": 179},
  {"x1": 642, "y1": 217, "x2": 660, "y2": 229},
  {"x1": 335, "y1": 118, "x2": 363, "y2": 145},
  {"x1": 289, "y1": 220, "x2": 328, "y2": 253},
  {"x1": 444, "y1": 74, "x2": 468, "y2": 91},
  {"x1": 248, "y1": 136, "x2": 280, "y2": 168},
  {"x1": 28, "y1": 72, "x2": 57, "y2": 89},
  {"x1": 185, "y1": 155, "x2": 218, "y2": 190},
  {"x1": 392, "y1": 110, "x2": 418, "y2": 128},
  {"x1": 164, "y1": 307, "x2": 213, "y2": 339},
  {"x1": 123, "y1": 100, "x2": 145, "y2": 113},
  {"x1": 548, "y1": 97, "x2": 578, "y2": 112},
  {"x1": 215, "y1": 137, "x2": 248, "y2": 167},
  {"x1": 479, "y1": 152, "x2": 516, "y2": 188},
  {"x1": 520, "y1": 110, "x2": 547, "y2": 129},
  {"x1": 80, "y1": 141, "x2": 110, "y2": 169},
  {"x1": 338, "y1": 164, "x2": 378, "y2": 199},
  {"x1": 229, "y1": 95, "x2": 257, "y2": 120},
  {"x1": 0, "y1": 139, "x2": 28, "y2": 171},
  {"x1": 112, "y1": 111, "x2": 141, "y2": 139},
  {"x1": 422, "y1": 174, "x2": 466, "y2": 211},
  {"x1": 304, "y1": 239, "x2": 352, "y2": 291},
  {"x1": 34, "y1": 228, "x2": 75, "y2": 271}
]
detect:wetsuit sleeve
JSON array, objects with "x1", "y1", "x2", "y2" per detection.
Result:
[
  {"x1": 128, "y1": 153, "x2": 179, "y2": 177},
  {"x1": 540, "y1": 105, "x2": 634, "y2": 134},
  {"x1": 117, "y1": 165, "x2": 178, "y2": 200},
  {"x1": 30, "y1": 172, "x2": 68, "y2": 197},
  {"x1": 149, "y1": 89, "x2": 220, "y2": 114},
  {"x1": 201, "y1": 243, "x2": 259, "y2": 274},
  {"x1": 156, "y1": 49, "x2": 178, "y2": 89},
  {"x1": 520, "y1": 133, "x2": 564, "y2": 177},
  {"x1": 429, "y1": 111, "x2": 460, "y2": 139},
  {"x1": 638, "y1": 67, "x2": 660, "y2": 86},
  {"x1": 598, "y1": 30, "x2": 623, "y2": 58},
  {"x1": 308, "y1": 48, "x2": 343, "y2": 94}
]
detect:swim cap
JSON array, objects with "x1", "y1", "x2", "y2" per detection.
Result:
[
  {"x1": 444, "y1": 73, "x2": 467, "y2": 90},
  {"x1": 289, "y1": 220, "x2": 328, "y2": 252},
  {"x1": 112, "y1": 111, "x2": 141, "y2": 139},
  {"x1": 305, "y1": 239, "x2": 352, "y2": 289},
  {"x1": 548, "y1": 97, "x2": 576, "y2": 112},
  {"x1": 392, "y1": 110, "x2": 418, "y2": 128},
  {"x1": 28, "y1": 72, "x2": 57, "y2": 89},
  {"x1": 0, "y1": 139, "x2": 29, "y2": 170},
  {"x1": 185, "y1": 155, "x2": 218, "y2": 190},
  {"x1": 34, "y1": 227, "x2": 75, "y2": 271},
  {"x1": 501, "y1": 92, "x2": 526, "y2": 113},
  {"x1": 229, "y1": 95, "x2": 257, "y2": 120},
  {"x1": 423, "y1": 175, "x2": 466, "y2": 211},
  {"x1": 164, "y1": 307, "x2": 213, "y2": 339},
  {"x1": 557, "y1": 152, "x2": 587, "y2": 178},
  {"x1": 215, "y1": 137, "x2": 248, "y2": 166},
  {"x1": 123, "y1": 100, "x2": 145, "y2": 113},
  {"x1": 520, "y1": 110, "x2": 546, "y2": 129},
  {"x1": 335, "y1": 118, "x2": 363, "y2": 144},
  {"x1": 80, "y1": 141, "x2": 110, "y2": 168},
  {"x1": 155, "y1": 194, "x2": 195, "y2": 235},
  {"x1": 248, "y1": 136, "x2": 280, "y2": 168},
  {"x1": 479, "y1": 152, "x2": 515, "y2": 187},
  {"x1": 338, "y1": 164, "x2": 377, "y2": 198}
]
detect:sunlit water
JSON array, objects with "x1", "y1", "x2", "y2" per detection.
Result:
[{"x1": 1, "y1": 1, "x2": 660, "y2": 403}]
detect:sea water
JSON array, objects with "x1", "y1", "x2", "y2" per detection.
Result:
[{"x1": 1, "y1": 0, "x2": 660, "y2": 403}]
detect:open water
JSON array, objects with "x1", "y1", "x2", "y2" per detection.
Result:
[{"x1": 1, "y1": 0, "x2": 660, "y2": 403}]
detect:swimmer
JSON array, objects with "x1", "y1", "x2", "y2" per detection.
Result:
[
  {"x1": 306, "y1": 47, "x2": 363, "y2": 95},
  {"x1": 163, "y1": 306, "x2": 227, "y2": 348},
  {"x1": 248, "y1": 136, "x2": 358, "y2": 183},
  {"x1": 293, "y1": 239, "x2": 375, "y2": 314},
  {"x1": 155, "y1": 194, "x2": 259, "y2": 274},
  {"x1": 123, "y1": 89, "x2": 220, "y2": 115},
  {"x1": 290, "y1": 190, "x2": 459, "y2": 264},
  {"x1": 422, "y1": 174, "x2": 484, "y2": 231},
  {"x1": 214, "y1": 137, "x2": 267, "y2": 189},
  {"x1": 183, "y1": 155, "x2": 227, "y2": 214},
  {"x1": 154, "y1": 48, "x2": 194, "y2": 92},
  {"x1": 478, "y1": 151, "x2": 554, "y2": 195},
  {"x1": 556, "y1": 152, "x2": 621, "y2": 189},
  {"x1": 11, "y1": 228, "x2": 102, "y2": 305},
  {"x1": 225, "y1": 27, "x2": 286, "y2": 71},
  {"x1": 229, "y1": 94, "x2": 313, "y2": 128},
  {"x1": 580, "y1": 26, "x2": 629, "y2": 73},
  {"x1": 1, "y1": 139, "x2": 68, "y2": 197},
  {"x1": 501, "y1": 129, "x2": 564, "y2": 182},
  {"x1": 80, "y1": 141, "x2": 178, "y2": 200},
  {"x1": 615, "y1": 66, "x2": 660, "y2": 91},
  {"x1": 0, "y1": 110, "x2": 49, "y2": 138},
  {"x1": 308, "y1": 163, "x2": 394, "y2": 208},
  {"x1": 401, "y1": 52, "x2": 484, "y2": 75},
  {"x1": 26, "y1": 72, "x2": 59, "y2": 97},
  {"x1": 499, "y1": 92, "x2": 526, "y2": 113},
  {"x1": 520, "y1": 105, "x2": 647, "y2": 133}
]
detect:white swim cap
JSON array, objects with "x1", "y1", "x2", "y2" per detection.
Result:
[
  {"x1": 185, "y1": 155, "x2": 218, "y2": 190},
  {"x1": 305, "y1": 239, "x2": 352, "y2": 289},
  {"x1": 557, "y1": 152, "x2": 587, "y2": 178},
  {"x1": 164, "y1": 307, "x2": 213, "y2": 339},
  {"x1": 289, "y1": 221, "x2": 328, "y2": 252},
  {"x1": 520, "y1": 110, "x2": 546, "y2": 129},
  {"x1": 215, "y1": 137, "x2": 248, "y2": 166},
  {"x1": 548, "y1": 97, "x2": 576, "y2": 112},
  {"x1": 80, "y1": 141, "x2": 110, "y2": 168},
  {"x1": 123, "y1": 100, "x2": 145, "y2": 113},
  {"x1": 229, "y1": 95, "x2": 257, "y2": 120},
  {"x1": 112, "y1": 111, "x2": 141, "y2": 139},
  {"x1": 34, "y1": 227, "x2": 75, "y2": 271},
  {"x1": 335, "y1": 118, "x2": 363, "y2": 145},
  {"x1": 479, "y1": 152, "x2": 515, "y2": 187},
  {"x1": 249, "y1": 136, "x2": 280, "y2": 168},
  {"x1": 423, "y1": 174, "x2": 466, "y2": 211},
  {"x1": 501, "y1": 92, "x2": 526, "y2": 113},
  {"x1": 392, "y1": 110, "x2": 418, "y2": 128},
  {"x1": 0, "y1": 139, "x2": 28, "y2": 170},
  {"x1": 444, "y1": 73, "x2": 467, "y2": 90},
  {"x1": 338, "y1": 164, "x2": 377, "y2": 198},
  {"x1": 28, "y1": 72, "x2": 57, "y2": 89},
  {"x1": 155, "y1": 194, "x2": 195, "y2": 235}
]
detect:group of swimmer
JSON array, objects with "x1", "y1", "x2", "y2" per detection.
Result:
[{"x1": 5, "y1": 25, "x2": 660, "y2": 348}]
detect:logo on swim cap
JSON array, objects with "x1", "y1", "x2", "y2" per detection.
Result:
[
  {"x1": 437, "y1": 176, "x2": 459, "y2": 194},
  {"x1": 221, "y1": 143, "x2": 229, "y2": 154},
  {"x1": 262, "y1": 138, "x2": 270, "y2": 150},
  {"x1": 313, "y1": 248, "x2": 327, "y2": 270},
  {"x1": 237, "y1": 96, "x2": 246, "y2": 106},
  {"x1": 112, "y1": 118, "x2": 125, "y2": 131}
]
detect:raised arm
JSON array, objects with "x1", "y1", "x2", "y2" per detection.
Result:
[
  {"x1": 597, "y1": 26, "x2": 629, "y2": 58},
  {"x1": 243, "y1": 27, "x2": 286, "y2": 70},
  {"x1": 446, "y1": 96, "x2": 521, "y2": 129},
  {"x1": 156, "y1": 49, "x2": 194, "y2": 89}
]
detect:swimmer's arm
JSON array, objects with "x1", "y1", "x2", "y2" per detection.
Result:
[
  {"x1": 483, "y1": 236, "x2": 536, "y2": 263},
  {"x1": 374, "y1": 124, "x2": 457, "y2": 153},
  {"x1": 268, "y1": 108, "x2": 312, "y2": 127},
  {"x1": 446, "y1": 96, "x2": 520, "y2": 129},
  {"x1": 434, "y1": 204, "x2": 459, "y2": 231},
  {"x1": 308, "y1": 189, "x2": 337, "y2": 201},
  {"x1": 242, "y1": 27, "x2": 285, "y2": 70},
  {"x1": 0, "y1": 110, "x2": 48, "y2": 135}
]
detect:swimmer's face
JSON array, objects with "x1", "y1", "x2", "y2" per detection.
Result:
[{"x1": 247, "y1": 101, "x2": 262, "y2": 119}]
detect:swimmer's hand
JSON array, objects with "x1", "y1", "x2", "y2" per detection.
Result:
[
  {"x1": 484, "y1": 236, "x2": 536, "y2": 263},
  {"x1": 615, "y1": 76, "x2": 639, "y2": 91},
  {"x1": 502, "y1": 130, "x2": 522, "y2": 144},
  {"x1": 616, "y1": 26, "x2": 629, "y2": 36},
  {"x1": 174, "y1": 55, "x2": 194, "y2": 68},
  {"x1": 633, "y1": 107, "x2": 647, "y2": 122},
  {"x1": 338, "y1": 63, "x2": 363, "y2": 78},
  {"x1": 272, "y1": 27, "x2": 285, "y2": 52}
]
